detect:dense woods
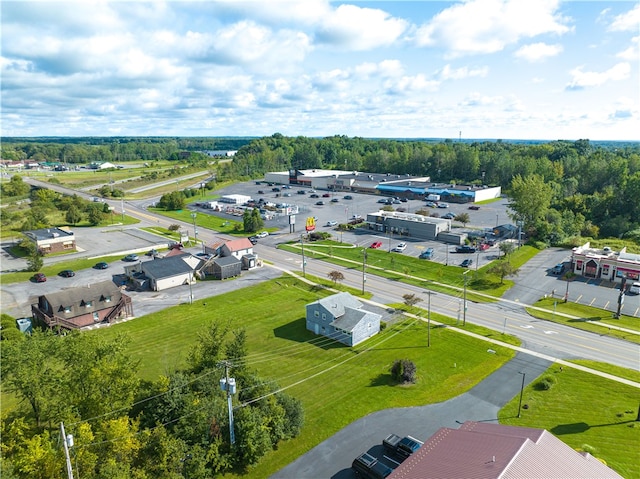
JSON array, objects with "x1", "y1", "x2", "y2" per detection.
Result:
[{"x1": 3, "y1": 135, "x2": 639, "y2": 243}]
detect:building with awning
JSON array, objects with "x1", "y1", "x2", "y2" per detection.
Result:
[{"x1": 571, "y1": 242, "x2": 640, "y2": 283}]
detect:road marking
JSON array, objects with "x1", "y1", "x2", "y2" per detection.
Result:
[
  {"x1": 544, "y1": 331, "x2": 558, "y2": 335},
  {"x1": 520, "y1": 325, "x2": 534, "y2": 329},
  {"x1": 604, "y1": 301, "x2": 610, "y2": 309},
  {"x1": 589, "y1": 298, "x2": 596, "y2": 306},
  {"x1": 575, "y1": 294, "x2": 583, "y2": 302}
]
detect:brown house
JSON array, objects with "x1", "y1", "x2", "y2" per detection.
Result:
[{"x1": 31, "y1": 280, "x2": 133, "y2": 331}]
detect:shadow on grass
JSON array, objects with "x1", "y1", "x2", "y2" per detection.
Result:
[
  {"x1": 552, "y1": 420, "x2": 638, "y2": 436},
  {"x1": 368, "y1": 373, "x2": 394, "y2": 387},
  {"x1": 273, "y1": 318, "x2": 347, "y2": 351},
  {"x1": 568, "y1": 316, "x2": 604, "y2": 323}
]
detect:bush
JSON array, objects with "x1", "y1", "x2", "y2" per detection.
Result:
[
  {"x1": 390, "y1": 359, "x2": 417, "y2": 384},
  {"x1": 535, "y1": 374, "x2": 557, "y2": 391}
]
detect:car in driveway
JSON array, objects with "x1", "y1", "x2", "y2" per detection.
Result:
[
  {"x1": 461, "y1": 258, "x2": 473, "y2": 268},
  {"x1": 124, "y1": 253, "x2": 139, "y2": 261},
  {"x1": 34, "y1": 273, "x2": 47, "y2": 282},
  {"x1": 352, "y1": 452, "x2": 392, "y2": 479},
  {"x1": 370, "y1": 241, "x2": 382, "y2": 249},
  {"x1": 315, "y1": 200, "x2": 325, "y2": 205},
  {"x1": 392, "y1": 242, "x2": 407, "y2": 252},
  {"x1": 59, "y1": 269, "x2": 76, "y2": 278},
  {"x1": 94, "y1": 262, "x2": 109, "y2": 269},
  {"x1": 248, "y1": 236, "x2": 258, "y2": 245}
]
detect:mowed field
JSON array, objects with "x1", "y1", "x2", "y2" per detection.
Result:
[{"x1": 92, "y1": 275, "x2": 516, "y2": 477}]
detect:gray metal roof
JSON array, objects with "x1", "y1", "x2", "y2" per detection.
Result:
[
  {"x1": 314, "y1": 292, "x2": 363, "y2": 317},
  {"x1": 331, "y1": 308, "x2": 369, "y2": 331},
  {"x1": 141, "y1": 256, "x2": 194, "y2": 279}
]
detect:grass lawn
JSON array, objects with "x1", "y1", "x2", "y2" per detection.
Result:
[
  {"x1": 499, "y1": 363, "x2": 640, "y2": 478},
  {"x1": 92, "y1": 276, "x2": 515, "y2": 478},
  {"x1": 528, "y1": 297, "x2": 640, "y2": 344},
  {"x1": 278, "y1": 240, "x2": 534, "y2": 301}
]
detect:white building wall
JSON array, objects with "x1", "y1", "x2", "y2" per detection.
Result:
[
  {"x1": 264, "y1": 172, "x2": 290, "y2": 184},
  {"x1": 473, "y1": 186, "x2": 502, "y2": 202}
]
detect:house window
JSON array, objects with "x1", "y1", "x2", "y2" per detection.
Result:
[
  {"x1": 322, "y1": 313, "x2": 326, "y2": 320},
  {"x1": 368, "y1": 322, "x2": 371, "y2": 329},
  {"x1": 64, "y1": 306, "x2": 72, "y2": 313},
  {"x1": 314, "y1": 311, "x2": 319, "y2": 317},
  {"x1": 321, "y1": 327, "x2": 326, "y2": 333},
  {"x1": 102, "y1": 295, "x2": 112, "y2": 303},
  {"x1": 93, "y1": 312, "x2": 100, "y2": 321},
  {"x1": 84, "y1": 301, "x2": 93, "y2": 308}
]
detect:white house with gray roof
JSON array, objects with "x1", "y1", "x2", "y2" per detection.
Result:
[{"x1": 305, "y1": 292, "x2": 381, "y2": 347}]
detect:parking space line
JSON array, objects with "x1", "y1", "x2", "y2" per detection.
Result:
[
  {"x1": 589, "y1": 298, "x2": 596, "y2": 306},
  {"x1": 603, "y1": 301, "x2": 610, "y2": 309}
]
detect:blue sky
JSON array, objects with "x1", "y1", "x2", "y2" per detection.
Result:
[{"x1": 1, "y1": 0, "x2": 638, "y2": 140}]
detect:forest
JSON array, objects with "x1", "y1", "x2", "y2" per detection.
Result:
[
  {"x1": 0, "y1": 319, "x2": 303, "y2": 479},
  {"x1": 3, "y1": 135, "x2": 640, "y2": 244}
]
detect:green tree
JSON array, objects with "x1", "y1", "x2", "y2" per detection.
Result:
[
  {"x1": 487, "y1": 260, "x2": 520, "y2": 284},
  {"x1": 65, "y1": 205, "x2": 82, "y2": 225},
  {"x1": 508, "y1": 174, "x2": 553, "y2": 229},
  {"x1": 327, "y1": 270, "x2": 345, "y2": 284},
  {"x1": 402, "y1": 293, "x2": 422, "y2": 310},
  {"x1": 21, "y1": 239, "x2": 44, "y2": 271},
  {"x1": 1, "y1": 175, "x2": 30, "y2": 197},
  {"x1": 499, "y1": 241, "x2": 515, "y2": 257},
  {"x1": 455, "y1": 212, "x2": 470, "y2": 226},
  {"x1": 1, "y1": 314, "x2": 25, "y2": 342},
  {"x1": 86, "y1": 204, "x2": 105, "y2": 225},
  {"x1": 158, "y1": 191, "x2": 186, "y2": 210}
]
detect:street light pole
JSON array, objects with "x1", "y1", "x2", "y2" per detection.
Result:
[
  {"x1": 191, "y1": 212, "x2": 198, "y2": 246},
  {"x1": 462, "y1": 270, "x2": 470, "y2": 326},
  {"x1": 517, "y1": 371, "x2": 526, "y2": 418}
]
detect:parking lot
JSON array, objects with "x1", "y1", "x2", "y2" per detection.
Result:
[{"x1": 200, "y1": 181, "x2": 512, "y2": 269}]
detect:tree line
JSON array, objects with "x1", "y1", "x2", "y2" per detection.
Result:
[{"x1": 0, "y1": 320, "x2": 303, "y2": 479}]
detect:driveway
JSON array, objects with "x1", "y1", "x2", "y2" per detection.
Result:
[{"x1": 271, "y1": 352, "x2": 551, "y2": 479}]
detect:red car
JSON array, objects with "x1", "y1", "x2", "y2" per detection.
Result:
[
  {"x1": 34, "y1": 273, "x2": 47, "y2": 282},
  {"x1": 478, "y1": 243, "x2": 490, "y2": 251},
  {"x1": 322, "y1": 193, "x2": 331, "y2": 198},
  {"x1": 370, "y1": 241, "x2": 383, "y2": 249}
]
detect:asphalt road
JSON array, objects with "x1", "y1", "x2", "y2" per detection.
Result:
[{"x1": 272, "y1": 353, "x2": 552, "y2": 479}]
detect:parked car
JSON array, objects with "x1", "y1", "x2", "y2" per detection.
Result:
[
  {"x1": 377, "y1": 198, "x2": 388, "y2": 203},
  {"x1": 331, "y1": 198, "x2": 339, "y2": 202},
  {"x1": 34, "y1": 273, "x2": 47, "y2": 283},
  {"x1": 248, "y1": 236, "x2": 258, "y2": 245},
  {"x1": 425, "y1": 201, "x2": 437, "y2": 207},
  {"x1": 271, "y1": 187, "x2": 280, "y2": 192},
  {"x1": 124, "y1": 254, "x2": 139, "y2": 261},
  {"x1": 322, "y1": 193, "x2": 331, "y2": 197},
  {"x1": 392, "y1": 242, "x2": 407, "y2": 252},
  {"x1": 551, "y1": 263, "x2": 565, "y2": 275},
  {"x1": 146, "y1": 249, "x2": 158, "y2": 256},
  {"x1": 383, "y1": 433, "x2": 423, "y2": 460},
  {"x1": 169, "y1": 242, "x2": 183, "y2": 250},
  {"x1": 419, "y1": 248, "x2": 434, "y2": 260},
  {"x1": 400, "y1": 197, "x2": 408, "y2": 202},
  {"x1": 352, "y1": 452, "x2": 392, "y2": 479},
  {"x1": 437, "y1": 202, "x2": 449, "y2": 208},
  {"x1": 256, "y1": 231, "x2": 269, "y2": 238},
  {"x1": 442, "y1": 212, "x2": 456, "y2": 219},
  {"x1": 59, "y1": 269, "x2": 75, "y2": 278},
  {"x1": 315, "y1": 200, "x2": 325, "y2": 205},
  {"x1": 461, "y1": 259, "x2": 473, "y2": 268},
  {"x1": 325, "y1": 220, "x2": 337, "y2": 227},
  {"x1": 297, "y1": 190, "x2": 306, "y2": 194},
  {"x1": 628, "y1": 282, "x2": 640, "y2": 295},
  {"x1": 258, "y1": 190, "x2": 265, "y2": 194},
  {"x1": 478, "y1": 243, "x2": 490, "y2": 251},
  {"x1": 370, "y1": 241, "x2": 383, "y2": 249},
  {"x1": 283, "y1": 192, "x2": 291, "y2": 197},
  {"x1": 310, "y1": 193, "x2": 319, "y2": 198},
  {"x1": 468, "y1": 205, "x2": 480, "y2": 210},
  {"x1": 94, "y1": 262, "x2": 109, "y2": 269},
  {"x1": 456, "y1": 245, "x2": 476, "y2": 253},
  {"x1": 344, "y1": 195, "x2": 353, "y2": 200}
]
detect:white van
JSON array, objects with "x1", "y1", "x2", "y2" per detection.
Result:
[{"x1": 628, "y1": 282, "x2": 640, "y2": 295}]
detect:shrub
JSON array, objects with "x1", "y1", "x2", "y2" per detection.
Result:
[
  {"x1": 535, "y1": 374, "x2": 557, "y2": 391},
  {"x1": 390, "y1": 359, "x2": 417, "y2": 384}
]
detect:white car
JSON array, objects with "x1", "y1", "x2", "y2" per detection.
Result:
[
  {"x1": 256, "y1": 231, "x2": 269, "y2": 238},
  {"x1": 437, "y1": 202, "x2": 449, "y2": 208},
  {"x1": 392, "y1": 242, "x2": 407, "y2": 252},
  {"x1": 325, "y1": 221, "x2": 337, "y2": 227}
]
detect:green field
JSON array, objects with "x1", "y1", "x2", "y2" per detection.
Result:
[
  {"x1": 499, "y1": 363, "x2": 640, "y2": 478},
  {"x1": 91, "y1": 275, "x2": 515, "y2": 477}
]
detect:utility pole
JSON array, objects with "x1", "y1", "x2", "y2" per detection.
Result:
[
  {"x1": 300, "y1": 234, "x2": 306, "y2": 278},
  {"x1": 219, "y1": 361, "x2": 236, "y2": 445},
  {"x1": 191, "y1": 212, "x2": 198, "y2": 246},
  {"x1": 462, "y1": 270, "x2": 470, "y2": 326},
  {"x1": 60, "y1": 422, "x2": 74, "y2": 479},
  {"x1": 426, "y1": 290, "x2": 435, "y2": 347},
  {"x1": 362, "y1": 249, "x2": 367, "y2": 294},
  {"x1": 615, "y1": 278, "x2": 626, "y2": 319}
]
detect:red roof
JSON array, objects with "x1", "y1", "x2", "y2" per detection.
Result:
[
  {"x1": 225, "y1": 238, "x2": 253, "y2": 252},
  {"x1": 389, "y1": 421, "x2": 622, "y2": 479}
]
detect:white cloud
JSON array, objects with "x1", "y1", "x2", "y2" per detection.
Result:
[
  {"x1": 608, "y1": 3, "x2": 640, "y2": 32},
  {"x1": 514, "y1": 42, "x2": 563, "y2": 62},
  {"x1": 566, "y1": 62, "x2": 631, "y2": 90},
  {"x1": 316, "y1": 4, "x2": 408, "y2": 50},
  {"x1": 617, "y1": 36, "x2": 639, "y2": 61},
  {"x1": 385, "y1": 74, "x2": 440, "y2": 94},
  {"x1": 438, "y1": 64, "x2": 489, "y2": 80},
  {"x1": 415, "y1": 0, "x2": 572, "y2": 57},
  {"x1": 354, "y1": 60, "x2": 404, "y2": 78}
]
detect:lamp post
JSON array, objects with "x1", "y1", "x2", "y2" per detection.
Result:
[
  {"x1": 300, "y1": 234, "x2": 306, "y2": 278},
  {"x1": 191, "y1": 212, "x2": 198, "y2": 246},
  {"x1": 517, "y1": 371, "x2": 526, "y2": 418}
]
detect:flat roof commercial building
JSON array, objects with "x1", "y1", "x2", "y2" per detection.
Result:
[{"x1": 365, "y1": 210, "x2": 452, "y2": 241}]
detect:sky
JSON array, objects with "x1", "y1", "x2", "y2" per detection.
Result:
[{"x1": 1, "y1": 0, "x2": 639, "y2": 141}]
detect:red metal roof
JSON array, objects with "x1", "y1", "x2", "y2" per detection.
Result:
[{"x1": 389, "y1": 421, "x2": 622, "y2": 479}]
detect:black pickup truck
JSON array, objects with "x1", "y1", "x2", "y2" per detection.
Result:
[
  {"x1": 382, "y1": 433, "x2": 423, "y2": 460},
  {"x1": 352, "y1": 452, "x2": 392, "y2": 479}
]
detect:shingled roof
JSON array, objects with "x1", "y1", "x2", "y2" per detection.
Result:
[{"x1": 389, "y1": 421, "x2": 623, "y2": 479}]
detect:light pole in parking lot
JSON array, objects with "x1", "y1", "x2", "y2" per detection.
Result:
[{"x1": 517, "y1": 371, "x2": 526, "y2": 418}]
